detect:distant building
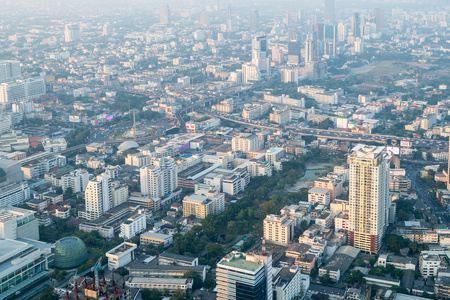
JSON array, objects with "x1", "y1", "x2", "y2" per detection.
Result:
[
  {"x1": 0, "y1": 160, "x2": 30, "y2": 207},
  {"x1": 263, "y1": 214, "x2": 294, "y2": 244},
  {"x1": 64, "y1": 23, "x2": 81, "y2": 42}
]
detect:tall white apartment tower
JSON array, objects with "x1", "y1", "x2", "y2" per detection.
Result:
[
  {"x1": 348, "y1": 145, "x2": 390, "y2": 254},
  {"x1": 85, "y1": 173, "x2": 112, "y2": 220},
  {"x1": 140, "y1": 157, "x2": 177, "y2": 198},
  {"x1": 251, "y1": 35, "x2": 271, "y2": 77}
]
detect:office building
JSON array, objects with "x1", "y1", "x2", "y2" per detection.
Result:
[
  {"x1": 84, "y1": 173, "x2": 112, "y2": 221},
  {"x1": 64, "y1": 23, "x2": 81, "y2": 42},
  {"x1": 0, "y1": 60, "x2": 21, "y2": 83},
  {"x1": 232, "y1": 133, "x2": 260, "y2": 152},
  {"x1": 270, "y1": 109, "x2": 292, "y2": 125},
  {"x1": 120, "y1": 213, "x2": 146, "y2": 239},
  {"x1": 242, "y1": 63, "x2": 261, "y2": 83},
  {"x1": 373, "y1": 8, "x2": 385, "y2": 29},
  {"x1": 227, "y1": 3, "x2": 233, "y2": 32},
  {"x1": 0, "y1": 160, "x2": 30, "y2": 207},
  {"x1": 61, "y1": 169, "x2": 89, "y2": 194},
  {"x1": 337, "y1": 22, "x2": 347, "y2": 42},
  {"x1": 106, "y1": 242, "x2": 137, "y2": 270},
  {"x1": 263, "y1": 214, "x2": 294, "y2": 244},
  {"x1": 353, "y1": 13, "x2": 361, "y2": 38},
  {"x1": 250, "y1": 9, "x2": 259, "y2": 32},
  {"x1": 102, "y1": 22, "x2": 112, "y2": 36},
  {"x1": 140, "y1": 157, "x2": 177, "y2": 198},
  {"x1": 0, "y1": 238, "x2": 53, "y2": 298},
  {"x1": 0, "y1": 207, "x2": 39, "y2": 240},
  {"x1": 324, "y1": 0, "x2": 334, "y2": 24},
  {"x1": 305, "y1": 39, "x2": 319, "y2": 63},
  {"x1": 287, "y1": 41, "x2": 302, "y2": 65},
  {"x1": 183, "y1": 190, "x2": 225, "y2": 219},
  {"x1": 217, "y1": 251, "x2": 273, "y2": 300},
  {"x1": 252, "y1": 35, "x2": 271, "y2": 77},
  {"x1": 160, "y1": 4, "x2": 170, "y2": 25},
  {"x1": 281, "y1": 69, "x2": 299, "y2": 83},
  {"x1": 348, "y1": 145, "x2": 390, "y2": 253},
  {"x1": 0, "y1": 77, "x2": 46, "y2": 104}
]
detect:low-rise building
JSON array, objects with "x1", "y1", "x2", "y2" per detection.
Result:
[
  {"x1": 106, "y1": 242, "x2": 137, "y2": 270},
  {"x1": 140, "y1": 232, "x2": 173, "y2": 247}
]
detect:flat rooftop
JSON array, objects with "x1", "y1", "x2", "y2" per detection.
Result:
[{"x1": 219, "y1": 257, "x2": 262, "y2": 272}]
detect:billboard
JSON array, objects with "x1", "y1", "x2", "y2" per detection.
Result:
[
  {"x1": 106, "y1": 114, "x2": 114, "y2": 121},
  {"x1": 69, "y1": 115, "x2": 81, "y2": 123},
  {"x1": 387, "y1": 139, "x2": 400, "y2": 147},
  {"x1": 400, "y1": 140, "x2": 412, "y2": 148},
  {"x1": 185, "y1": 122, "x2": 195, "y2": 130},
  {"x1": 179, "y1": 142, "x2": 190, "y2": 153},
  {"x1": 387, "y1": 146, "x2": 400, "y2": 155}
]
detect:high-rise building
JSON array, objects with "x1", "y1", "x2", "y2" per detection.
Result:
[
  {"x1": 251, "y1": 35, "x2": 271, "y2": 77},
  {"x1": 324, "y1": 0, "x2": 334, "y2": 25},
  {"x1": 447, "y1": 137, "x2": 450, "y2": 190},
  {"x1": 216, "y1": 251, "x2": 273, "y2": 300},
  {"x1": 288, "y1": 41, "x2": 302, "y2": 64},
  {"x1": 353, "y1": 13, "x2": 361, "y2": 38},
  {"x1": 373, "y1": 7, "x2": 385, "y2": 29},
  {"x1": 226, "y1": 3, "x2": 233, "y2": 32},
  {"x1": 337, "y1": 22, "x2": 347, "y2": 42},
  {"x1": 263, "y1": 214, "x2": 294, "y2": 244},
  {"x1": 348, "y1": 145, "x2": 390, "y2": 253},
  {"x1": 200, "y1": 10, "x2": 210, "y2": 27},
  {"x1": 84, "y1": 173, "x2": 112, "y2": 221},
  {"x1": 103, "y1": 22, "x2": 112, "y2": 36},
  {"x1": 355, "y1": 37, "x2": 364, "y2": 53},
  {"x1": 304, "y1": 39, "x2": 320, "y2": 63},
  {"x1": 0, "y1": 160, "x2": 30, "y2": 207},
  {"x1": 250, "y1": 9, "x2": 259, "y2": 32},
  {"x1": 232, "y1": 133, "x2": 260, "y2": 152},
  {"x1": 140, "y1": 157, "x2": 177, "y2": 198},
  {"x1": 0, "y1": 78, "x2": 46, "y2": 104},
  {"x1": 0, "y1": 60, "x2": 21, "y2": 84},
  {"x1": 61, "y1": 169, "x2": 90, "y2": 194},
  {"x1": 64, "y1": 23, "x2": 81, "y2": 42},
  {"x1": 160, "y1": 4, "x2": 170, "y2": 25}
]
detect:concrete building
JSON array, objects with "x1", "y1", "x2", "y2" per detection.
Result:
[
  {"x1": 348, "y1": 145, "x2": 390, "y2": 253},
  {"x1": 140, "y1": 157, "x2": 177, "y2": 198},
  {"x1": 0, "y1": 77, "x2": 45, "y2": 104},
  {"x1": 270, "y1": 109, "x2": 292, "y2": 125},
  {"x1": 126, "y1": 277, "x2": 193, "y2": 295},
  {"x1": 273, "y1": 267, "x2": 310, "y2": 300},
  {"x1": 64, "y1": 23, "x2": 81, "y2": 42},
  {"x1": 21, "y1": 154, "x2": 66, "y2": 179},
  {"x1": 0, "y1": 207, "x2": 39, "y2": 240},
  {"x1": 61, "y1": 169, "x2": 90, "y2": 194},
  {"x1": 159, "y1": 252, "x2": 199, "y2": 266},
  {"x1": 0, "y1": 60, "x2": 21, "y2": 83},
  {"x1": 84, "y1": 173, "x2": 112, "y2": 221},
  {"x1": 216, "y1": 251, "x2": 272, "y2": 300},
  {"x1": 120, "y1": 213, "x2": 146, "y2": 239},
  {"x1": 140, "y1": 232, "x2": 173, "y2": 247},
  {"x1": 264, "y1": 214, "x2": 294, "y2": 244},
  {"x1": 308, "y1": 187, "x2": 331, "y2": 206},
  {"x1": 183, "y1": 190, "x2": 225, "y2": 219},
  {"x1": 419, "y1": 253, "x2": 441, "y2": 278},
  {"x1": 248, "y1": 160, "x2": 272, "y2": 177},
  {"x1": 0, "y1": 160, "x2": 30, "y2": 207},
  {"x1": 111, "y1": 182, "x2": 129, "y2": 207},
  {"x1": 232, "y1": 133, "x2": 260, "y2": 152},
  {"x1": 106, "y1": 242, "x2": 137, "y2": 270}
]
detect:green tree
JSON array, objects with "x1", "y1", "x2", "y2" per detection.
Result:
[
  {"x1": 183, "y1": 271, "x2": 202, "y2": 290},
  {"x1": 114, "y1": 267, "x2": 129, "y2": 277},
  {"x1": 346, "y1": 270, "x2": 366, "y2": 285},
  {"x1": 169, "y1": 288, "x2": 186, "y2": 300},
  {"x1": 39, "y1": 287, "x2": 59, "y2": 300},
  {"x1": 141, "y1": 288, "x2": 162, "y2": 300},
  {"x1": 319, "y1": 273, "x2": 332, "y2": 284}
]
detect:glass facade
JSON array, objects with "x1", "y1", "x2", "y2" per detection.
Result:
[{"x1": 53, "y1": 237, "x2": 88, "y2": 269}]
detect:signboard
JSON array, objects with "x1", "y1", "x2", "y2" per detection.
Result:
[
  {"x1": 69, "y1": 115, "x2": 81, "y2": 123},
  {"x1": 387, "y1": 139, "x2": 400, "y2": 147},
  {"x1": 106, "y1": 114, "x2": 114, "y2": 121},
  {"x1": 386, "y1": 146, "x2": 400, "y2": 155},
  {"x1": 179, "y1": 142, "x2": 190, "y2": 153},
  {"x1": 185, "y1": 122, "x2": 195, "y2": 130},
  {"x1": 400, "y1": 140, "x2": 412, "y2": 148}
]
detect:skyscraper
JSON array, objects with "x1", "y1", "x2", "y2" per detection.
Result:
[
  {"x1": 304, "y1": 39, "x2": 320, "y2": 63},
  {"x1": 353, "y1": 13, "x2": 361, "y2": 38},
  {"x1": 102, "y1": 22, "x2": 112, "y2": 36},
  {"x1": 64, "y1": 24, "x2": 81, "y2": 42},
  {"x1": 324, "y1": 0, "x2": 334, "y2": 25},
  {"x1": 348, "y1": 145, "x2": 390, "y2": 254},
  {"x1": 160, "y1": 4, "x2": 170, "y2": 25},
  {"x1": 85, "y1": 173, "x2": 112, "y2": 221},
  {"x1": 447, "y1": 137, "x2": 450, "y2": 190},
  {"x1": 250, "y1": 9, "x2": 259, "y2": 32},
  {"x1": 226, "y1": 3, "x2": 233, "y2": 32},
  {"x1": 216, "y1": 251, "x2": 273, "y2": 300},
  {"x1": 337, "y1": 22, "x2": 347, "y2": 42},
  {"x1": 373, "y1": 7, "x2": 385, "y2": 29},
  {"x1": 0, "y1": 60, "x2": 21, "y2": 83},
  {"x1": 251, "y1": 35, "x2": 271, "y2": 77}
]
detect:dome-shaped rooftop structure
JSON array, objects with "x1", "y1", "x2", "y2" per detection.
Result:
[
  {"x1": 53, "y1": 237, "x2": 88, "y2": 269},
  {"x1": 118, "y1": 140, "x2": 139, "y2": 151}
]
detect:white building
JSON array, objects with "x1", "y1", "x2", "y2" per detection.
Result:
[
  {"x1": 106, "y1": 242, "x2": 137, "y2": 270},
  {"x1": 41, "y1": 138, "x2": 67, "y2": 153},
  {"x1": 64, "y1": 23, "x2": 81, "y2": 42},
  {"x1": 281, "y1": 69, "x2": 299, "y2": 84},
  {"x1": 84, "y1": 173, "x2": 112, "y2": 221},
  {"x1": 265, "y1": 148, "x2": 285, "y2": 166},
  {"x1": 21, "y1": 154, "x2": 66, "y2": 179},
  {"x1": 0, "y1": 160, "x2": 30, "y2": 207},
  {"x1": 263, "y1": 214, "x2": 294, "y2": 244},
  {"x1": 140, "y1": 232, "x2": 173, "y2": 247},
  {"x1": 242, "y1": 63, "x2": 261, "y2": 83},
  {"x1": 125, "y1": 153, "x2": 152, "y2": 167},
  {"x1": 0, "y1": 207, "x2": 39, "y2": 240},
  {"x1": 308, "y1": 187, "x2": 331, "y2": 206},
  {"x1": 348, "y1": 145, "x2": 390, "y2": 253},
  {"x1": 183, "y1": 190, "x2": 225, "y2": 219},
  {"x1": 232, "y1": 133, "x2": 260, "y2": 152},
  {"x1": 0, "y1": 78, "x2": 46, "y2": 104},
  {"x1": 140, "y1": 157, "x2": 177, "y2": 198},
  {"x1": 270, "y1": 110, "x2": 292, "y2": 125},
  {"x1": 273, "y1": 267, "x2": 310, "y2": 300},
  {"x1": 419, "y1": 254, "x2": 441, "y2": 278},
  {"x1": 61, "y1": 169, "x2": 90, "y2": 193},
  {"x1": 0, "y1": 60, "x2": 21, "y2": 83},
  {"x1": 120, "y1": 213, "x2": 146, "y2": 239},
  {"x1": 248, "y1": 160, "x2": 272, "y2": 177}
]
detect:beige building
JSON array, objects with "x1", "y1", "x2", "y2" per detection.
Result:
[
  {"x1": 308, "y1": 187, "x2": 331, "y2": 206},
  {"x1": 263, "y1": 214, "x2": 294, "y2": 244},
  {"x1": 348, "y1": 145, "x2": 390, "y2": 254},
  {"x1": 183, "y1": 190, "x2": 225, "y2": 219},
  {"x1": 313, "y1": 177, "x2": 339, "y2": 200}
]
